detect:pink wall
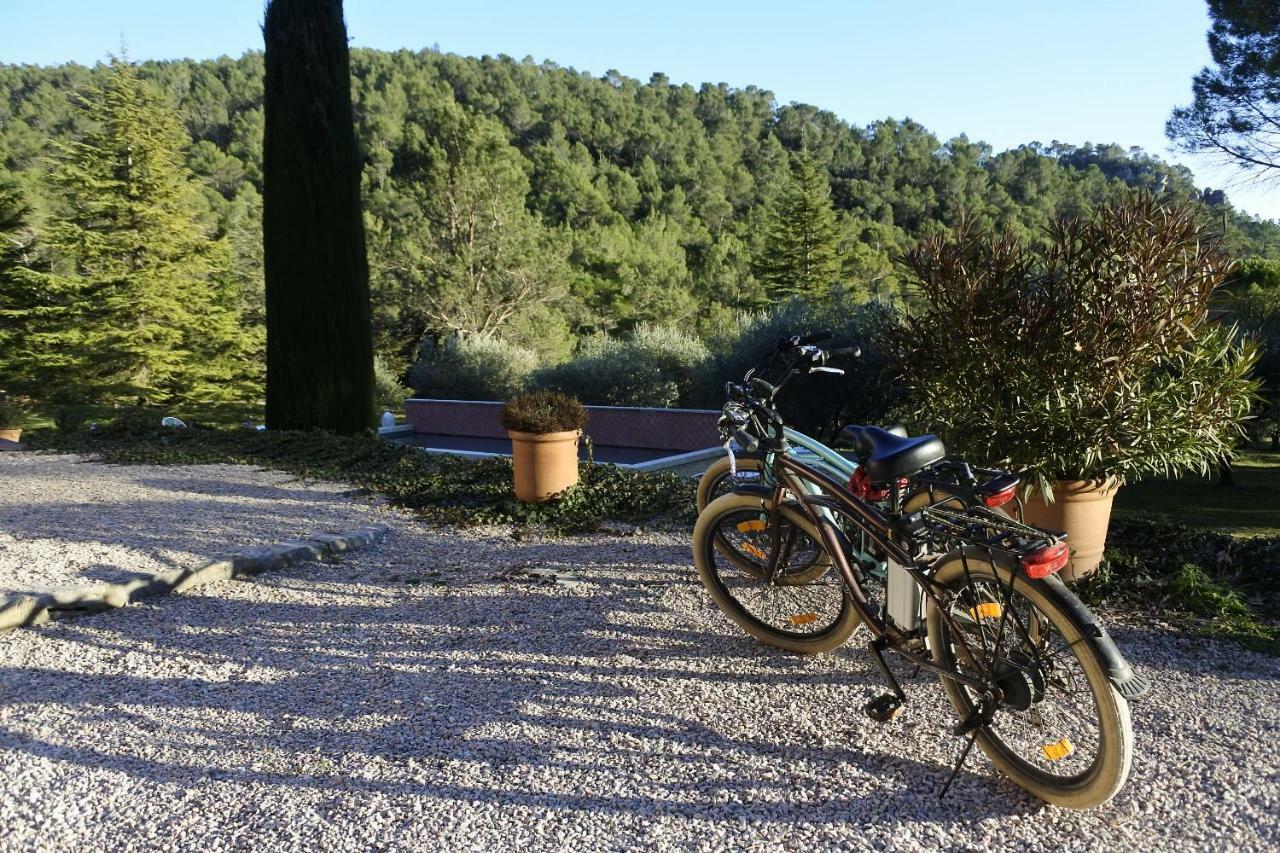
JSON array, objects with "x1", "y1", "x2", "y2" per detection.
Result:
[{"x1": 405, "y1": 399, "x2": 720, "y2": 452}]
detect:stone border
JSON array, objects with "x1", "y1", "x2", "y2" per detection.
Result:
[{"x1": 0, "y1": 524, "x2": 390, "y2": 633}]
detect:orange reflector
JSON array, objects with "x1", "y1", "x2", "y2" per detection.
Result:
[
  {"x1": 736, "y1": 519, "x2": 767, "y2": 533},
  {"x1": 968, "y1": 602, "x2": 1003, "y2": 621},
  {"x1": 741, "y1": 542, "x2": 768, "y2": 561},
  {"x1": 790, "y1": 612, "x2": 819, "y2": 626},
  {"x1": 1042, "y1": 738, "x2": 1075, "y2": 761}
]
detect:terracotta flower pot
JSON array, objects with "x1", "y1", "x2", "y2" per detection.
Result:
[
  {"x1": 0, "y1": 428, "x2": 21, "y2": 443},
  {"x1": 1018, "y1": 480, "x2": 1118, "y2": 581},
  {"x1": 509, "y1": 429, "x2": 580, "y2": 502}
]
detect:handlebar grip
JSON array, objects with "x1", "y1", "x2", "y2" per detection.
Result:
[
  {"x1": 829, "y1": 345, "x2": 862, "y2": 358},
  {"x1": 749, "y1": 377, "x2": 777, "y2": 398},
  {"x1": 798, "y1": 331, "x2": 832, "y2": 346},
  {"x1": 733, "y1": 428, "x2": 759, "y2": 453}
]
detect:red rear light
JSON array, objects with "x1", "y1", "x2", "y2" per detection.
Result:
[
  {"x1": 1022, "y1": 541, "x2": 1069, "y2": 579},
  {"x1": 983, "y1": 483, "x2": 1017, "y2": 508}
]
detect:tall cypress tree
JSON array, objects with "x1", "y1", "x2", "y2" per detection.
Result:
[
  {"x1": 262, "y1": 0, "x2": 374, "y2": 433},
  {"x1": 755, "y1": 150, "x2": 842, "y2": 301},
  {"x1": 41, "y1": 59, "x2": 253, "y2": 405}
]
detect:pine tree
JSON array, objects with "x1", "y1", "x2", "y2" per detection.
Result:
[
  {"x1": 0, "y1": 177, "x2": 59, "y2": 397},
  {"x1": 755, "y1": 150, "x2": 842, "y2": 301},
  {"x1": 263, "y1": 0, "x2": 374, "y2": 433},
  {"x1": 43, "y1": 58, "x2": 253, "y2": 405}
]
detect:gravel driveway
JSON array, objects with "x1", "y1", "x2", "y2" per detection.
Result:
[
  {"x1": 0, "y1": 454, "x2": 412, "y2": 595},
  {"x1": 1, "y1": 458, "x2": 1277, "y2": 850}
]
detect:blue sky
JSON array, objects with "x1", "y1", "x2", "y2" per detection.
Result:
[{"x1": 3, "y1": 0, "x2": 1277, "y2": 219}]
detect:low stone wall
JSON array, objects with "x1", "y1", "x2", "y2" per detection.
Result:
[
  {"x1": 0, "y1": 525, "x2": 390, "y2": 633},
  {"x1": 404, "y1": 399, "x2": 720, "y2": 453}
]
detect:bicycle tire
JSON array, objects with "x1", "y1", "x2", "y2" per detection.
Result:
[
  {"x1": 925, "y1": 548, "x2": 1133, "y2": 809},
  {"x1": 693, "y1": 491, "x2": 859, "y2": 654}
]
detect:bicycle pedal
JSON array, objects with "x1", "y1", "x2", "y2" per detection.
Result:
[{"x1": 864, "y1": 693, "x2": 904, "y2": 723}]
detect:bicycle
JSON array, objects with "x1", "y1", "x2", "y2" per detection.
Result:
[
  {"x1": 697, "y1": 334, "x2": 1010, "y2": 654},
  {"x1": 691, "y1": 337, "x2": 1149, "y2": 808}
]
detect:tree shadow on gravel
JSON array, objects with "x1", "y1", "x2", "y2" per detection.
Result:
[
  {"x1": 129, "y1": 474, "x2": 357, "y2": 503},
  {"x1": 0, "y1": 562, "x2": 1050, "y2": 827}
]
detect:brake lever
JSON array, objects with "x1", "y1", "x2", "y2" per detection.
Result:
[{"x1": 809, "y1": 367, "x2": 845, "y2": 375}]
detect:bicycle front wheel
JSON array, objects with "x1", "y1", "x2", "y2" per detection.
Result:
[
  {"x1": 693, "y1": 492, "x2": 859, "y2": 654},
  {"x1": 925, "y1": 549, "x2": 1133, "y2": 808}
]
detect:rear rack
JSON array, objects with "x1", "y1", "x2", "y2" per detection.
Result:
[{"x1": 918, "y1": 503, "x2": 1062, "y2": 557}]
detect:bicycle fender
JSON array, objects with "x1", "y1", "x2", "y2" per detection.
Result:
[{"x1": 1042, "y1": 575, "x2": 1152, "y2": 701}]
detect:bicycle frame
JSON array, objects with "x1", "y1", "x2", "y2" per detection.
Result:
[{"x1": 758, "y1": 449, "x2": 1005, "y2": 692}]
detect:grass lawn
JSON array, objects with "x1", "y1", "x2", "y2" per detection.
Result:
[{"x1": 1114, "y1": 449, "x2": 1280, "y2": 537}]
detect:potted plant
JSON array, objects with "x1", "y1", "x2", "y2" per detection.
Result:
[
  {"x1": 888, "y1": 194, "x2": 1259, "y2": 579},
  {"x1": 501, "y1": 389, "x2": 588, "y2": 502},
  {"x1": 0, "y1": 394, "x2": 26, "y2": 443}
]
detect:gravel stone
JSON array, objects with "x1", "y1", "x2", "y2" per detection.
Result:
[
  {"x1": 0, "y1": 457, "x2": 1277, "y2": 850},
  {"x1": 0, "y1": 454, "x2": 415, "y2": 595}
]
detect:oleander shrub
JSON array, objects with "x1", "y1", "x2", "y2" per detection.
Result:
[
  {"x1": 409, "y1": 333, "x2": 538, "y2": 401},
  {"x1": 888, "y1": 193, "x2": 1260, "y2": 497},
  {"x1": 501, "y1": 389, "x2": 587, "y2": 434},
  {"x1": 532, "y1": 324, "x2": 708, "y2": 408}
]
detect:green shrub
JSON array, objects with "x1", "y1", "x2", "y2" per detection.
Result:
[
  {"x1": 532, "y1": 324, "x2": 708, "y2": 408},
  {"x1": 409, "y1": 333, "x2": 538, "y2": 401},
  {"x1": 1170, "y1": 563, "x2": 1252, "y2": 619},
  {"x1": 696, "y1": 289, "x2": 902, "y2": 440},
  {"x1": 53, "y1": 406, "x2": 91, "y2": 434},
  {"x1": 888, "y1": 194, "x2": 1260, "y2": 497},
  {"x1": 501, "y1": 389, "x2": 587, "y2": 434},
  {"x1": 373, "y1": 355, "x2": 409, "y2": 411},
  {"x1": 0, "y1": 394, "x2": 25, "y2": 429},
  {"x1": 98, "y1": 407, "x2": 169, "y2": 437}
]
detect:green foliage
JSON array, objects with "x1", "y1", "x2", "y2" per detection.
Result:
[
  {"x1": 29, "y1": 421, "x2": 693, "y2": 533},
  {"x1": 1170, "y1": 563, "x2": 1252, "y2": 618},
  {"x1": 0, "y1": 177, "x2": 49, "y2": 398},
  {"x1": 1167, "y1": 0, "x2": 1280, "y2": 174},
  {"x1": 5, "y1": 51, "x2": 1277, "y2": 385},
  {"x1": 1227, "y1": 258, "x2": 1280, "y2": 390},
  {"x1": 0, "y1": 393, "x2": 25, "y2": 428},
  {"x1": 1074, "y1": 519, "x2": 1280, "y2": 655},
  {"x1": 698, "y1": 290, "x2": 902, "y2": 439},
  {"x1": 501, "y1": 389, "x2": 586, "y2": 434},
  {"x1": 1233, "y1": 257, "x2": 1280, "y2": 291},
  {"x1": 372, "y1": 354, "x2": 408, "y2": 411},
  {"x1": 533, "y1": 324, "x2": 710, "y2": 408},
  {"x1": 755, "y1": 150, "x2": 842, "y2": 301},
  {"x1": 263, "y1": 0, "x2": 374, "y2": 434},
  {"x1": 889, "y1": 194, "x2": 1261, "y2": 496},
  {"x1": 35, "y1": 58, "x2": 256, "y2": 406},
  {"x1": 409, "y1": 333, "x2": 537, "y2": 401},
  {"x1": 369, "y1": 99, "x2": 572, "y2": 346}
]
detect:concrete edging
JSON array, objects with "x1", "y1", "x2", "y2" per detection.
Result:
[{"x1": 0, "y1": 524, "x2": 391, "y2": 633}]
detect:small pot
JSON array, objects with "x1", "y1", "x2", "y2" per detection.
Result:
[
  {"x1": 1018, "y1": 480, "x2": 1117, "y2": 581},
  {"x1": 508, "y1": 429, "x2": 580, "y2": 502},
  {"x1": 0, "y1": 428, "x2": 21, "y2": 443}
]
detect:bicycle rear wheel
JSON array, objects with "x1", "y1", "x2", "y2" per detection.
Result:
[
  {"x1": 693, "y1": 492, "x2": 858, "y2": 654},
  {"x1": 925, "y1": 549, "x2": 1133, "y2": 808},
  {"x1": 696, "y1": 455, "x2": 764, "y2": 512}
]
